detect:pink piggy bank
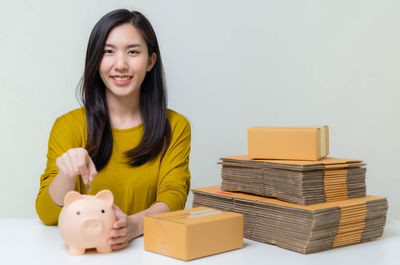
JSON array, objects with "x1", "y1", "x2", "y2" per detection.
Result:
[{"x1": 58, "y1": 190, "x2": 116, "y2": 255}]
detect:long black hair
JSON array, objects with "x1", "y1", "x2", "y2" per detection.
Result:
[{"x1": 81, "y1": 9, "x2": 171, "y2": 170}]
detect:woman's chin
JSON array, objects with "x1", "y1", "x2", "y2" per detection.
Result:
[{"x1": 106, "y1": 88, "x2": 138, "y2": 100}]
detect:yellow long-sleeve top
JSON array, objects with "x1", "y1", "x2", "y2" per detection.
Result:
[{"x1": 35, "y1": 107, "x2": 191, "y2": 225}]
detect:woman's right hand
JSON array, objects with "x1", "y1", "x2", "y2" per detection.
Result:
[{"x1": 56, "y1": 147, "x2": 97, "y2": 184}]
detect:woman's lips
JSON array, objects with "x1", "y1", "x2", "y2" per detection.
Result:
[{"x1": 111, "y1": 75, "x2": 133, "y2": 86}]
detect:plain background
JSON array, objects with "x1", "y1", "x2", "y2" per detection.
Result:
[{"x1": 0, "y1": 0, "x2": 399, "y2": 220}]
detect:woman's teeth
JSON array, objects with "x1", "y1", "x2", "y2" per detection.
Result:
[{"x1": 112, "y1": 76, "x2": 131, "y2": 81}]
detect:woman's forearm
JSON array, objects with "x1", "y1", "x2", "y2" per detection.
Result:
[
  {"x1": 48, "y1": 172, "x2": 76, "y2": 206},
  {"x1": 127, "y1": 201, "x2": 170, "y2": 240}
]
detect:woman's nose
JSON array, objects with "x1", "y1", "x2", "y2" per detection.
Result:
[{"x1": 114, "y1": 53, "x2": 128, "y2": 71}]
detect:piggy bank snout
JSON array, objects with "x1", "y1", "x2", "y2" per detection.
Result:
[{"x1": 80, "y1": 218, "x2": 105, "y2": 237}]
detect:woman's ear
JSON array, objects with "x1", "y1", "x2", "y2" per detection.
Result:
[{"x1": 146, "y1": 52, "x2": 157, "y2": 72}]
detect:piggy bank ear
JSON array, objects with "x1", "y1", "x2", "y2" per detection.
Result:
[
  {"x1": 95, "y1": 190, "x2": 114, "y2": 207},
  {"x1": 64, "y1": 191, "x2": 83, "y2": 206}
]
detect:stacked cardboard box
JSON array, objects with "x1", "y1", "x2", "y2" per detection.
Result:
[
  {"x1": 220, "y1": 155, "x2": 366, "y2": 205},
  {"x1": 192, "y1": 127, "x2": 388, "y2": 254}
]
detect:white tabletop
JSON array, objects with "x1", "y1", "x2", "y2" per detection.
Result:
[{"x1": 1, "y1": 218, "x2": 399, "y2": 265}]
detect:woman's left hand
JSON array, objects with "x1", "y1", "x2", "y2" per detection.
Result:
[{"x1": 109, "y1": 204, "x2": 140, "y2": 250}]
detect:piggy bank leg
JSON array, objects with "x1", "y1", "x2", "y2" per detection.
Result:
[
  {"x1": 67, "y1": 245, "x2": 85, "y2": 256},
  {"x1": 96, "y1": 244, "x2": 112, "y2": 254}
]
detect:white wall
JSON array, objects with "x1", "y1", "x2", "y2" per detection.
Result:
[{"x1": 1, "y1": 0, "x2": 399, "y2": 220}]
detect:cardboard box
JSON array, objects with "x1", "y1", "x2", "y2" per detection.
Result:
[
  {"x1": 144, "y1": 207, "x2": 243, "y2": 260},
  {"x1": 248, "y1": 126, "x2": 329, "y2": 160}
]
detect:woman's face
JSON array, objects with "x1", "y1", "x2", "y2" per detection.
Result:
[{"x1": 99, "y1": 23, "x2": 156, "y2": 101}]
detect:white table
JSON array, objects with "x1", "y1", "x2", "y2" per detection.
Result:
[{"x1": 1, "y1": 218, "x2": 399, "y2": 265}]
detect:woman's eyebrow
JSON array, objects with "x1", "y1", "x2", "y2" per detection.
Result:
[{"x1": 104, "y1": 43, "x2": 142, "y2": 48}]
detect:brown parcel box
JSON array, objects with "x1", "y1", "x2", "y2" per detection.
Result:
[
  {"x1": 144, "y1": 207, "x2": 243, "y2": 261},
  {"x1": 248, "y1": 126, "x2": 329, "y2": 161}
]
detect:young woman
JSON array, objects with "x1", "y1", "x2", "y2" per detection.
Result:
[{"x1": 35, "y1": 9, "x2": 191, "y2": 250}]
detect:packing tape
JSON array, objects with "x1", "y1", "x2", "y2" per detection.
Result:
[
  {"x1": 324, "y1": 169, "x2": 348, "y2": 202},
  {"x1": 162, "y1": 209, "x2": 223, "y2": 221},
  {"x1": 188, "y1": 209, "x2": 222, "y2": 218},
  {"x1": 333, "y1": 202, "x2": 367, "y2": 247},
  {"x1": 320, "y1": 126, "x2": 327, "y2": 157}
]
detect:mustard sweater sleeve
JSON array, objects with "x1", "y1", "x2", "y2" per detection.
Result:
[
  {"x1": 156, "y1": 112, "x2": 191, "y2": 211},
  {"x1": 35, "y1": 109, "x2": 86, "y2": 225}
]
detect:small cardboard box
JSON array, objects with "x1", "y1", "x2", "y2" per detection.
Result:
[
  {"x1": 248, "y1": 126, "x2": 329, "y2": 160},
  {"x1": 143, "y1": 207, "x2": 243, "y2": 261}
]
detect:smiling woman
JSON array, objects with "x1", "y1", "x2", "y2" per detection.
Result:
[
  {"x1": 35, "y1": 9, "x2": 191, "y2": 251},
  {"x1": 100, "y1": 24, "x2": 156, "y2": 113}
]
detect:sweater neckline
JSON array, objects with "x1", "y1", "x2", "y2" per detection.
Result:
[{"x1": 112, "y1": 123, "x2": 143, "y2": 133}]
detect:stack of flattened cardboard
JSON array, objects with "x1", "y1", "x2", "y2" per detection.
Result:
[
  {"x1": 191, "y1": 126, "x2": 388, "y2": 253},
  {"x1": 220, "y1": 155, "x2": 367, "y2": 205},
  {"x1": 192, "y1": 186, "x2": 388, "y2": 254}
]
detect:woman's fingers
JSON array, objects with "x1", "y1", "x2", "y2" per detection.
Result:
[
  {"x1": 62, "y1": 152, "x2": 76, "y2": 177},
  {"x1": 110, "y1": 227, "x2": 128, "y2": 238},
  {"x1": 111, "y1": 242, "x2": 128, "y2": 250},
  {"x1": 109, "y1": 226, "x2": 129, "y2": 248},
  {"x1": 112, "y1": 204, "x2": 124, "y2": 217},
  {"x1": 55, "y1": 148, "x2": 97, "y2": 183},
  {"x1": 76, "y1": 152, "x2": 90, "y2": 183},
  {"x1": 108, "y1": 204, "x2": 132, "y2": 250},
  {"x1": 56, "y1": 157, "x2": 66, "y2": 173},
  {"x1": 109, "y1": 233, "x2": 128, "y2": 244},
  {"x1": 113, "y1": 217, "x2": 127, "y2": 228},
  {"x1": 112, "y1": 206, "x2": 128, "y2": 229},
  {"x1": 87, "y1": 156, "x2": 97, "y2": 182}
]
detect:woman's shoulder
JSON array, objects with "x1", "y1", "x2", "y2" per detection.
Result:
[
  {"x1": 48, "y1": 107, "x2": 87, "y2": 147},
  {"x1": 166, "y1": 109, "x2": 191, "y2": 146},
  {"x1": 53, "y1": 107, "x2": 87, "y2": 131},
  {"x1": 58, "y1": 107, "x2": 85, "y2": 120},
  {"x1": 167, "y1": 109, "x2": 190, "y2": 130},
  {"x1": 56, "y1": 107, "x2": 86, "y2": 122}
]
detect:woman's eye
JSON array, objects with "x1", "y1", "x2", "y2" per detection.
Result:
[
  {"x1": 104, "y1": 49, "x2": 113, "y2": 54},
  {"x1": 128, "y1": 50, "x2": 139, "y2": 55}
]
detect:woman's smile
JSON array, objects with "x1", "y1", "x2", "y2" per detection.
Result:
[{"x1": 111, "y1": 75, "x2": 133, "y2": 86}]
